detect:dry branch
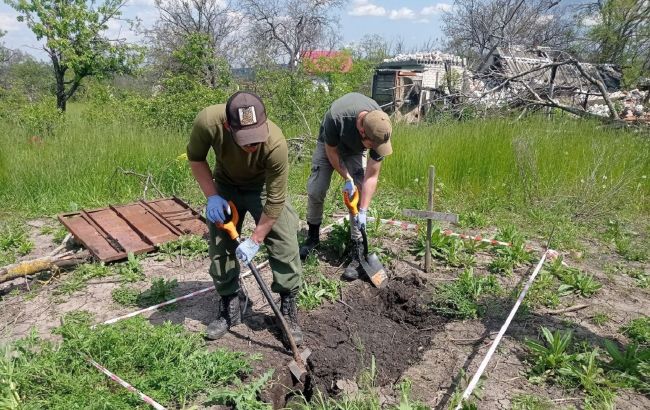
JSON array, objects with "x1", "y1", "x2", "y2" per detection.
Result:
[{"x1": 0, "y1": 253, "x2": 90, "y2": 284}]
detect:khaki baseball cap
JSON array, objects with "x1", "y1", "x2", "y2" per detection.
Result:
[
  {"x1": 225, "y1": 92, "x2": 270, "y2": 146},
  {"x1": 363, "y1": 110, "x2": 393, "y2": 156}
]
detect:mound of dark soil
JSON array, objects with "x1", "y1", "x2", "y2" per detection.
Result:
[{"x1": 302, "y1": 273, "x2": 445, "y2": 397}]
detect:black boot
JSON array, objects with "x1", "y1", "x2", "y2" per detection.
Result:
[
  {"x1": 280, "y1": 291, "x2": 303, "y2": 346},
  {"x1": 299, "y1": 223, "x2": 320, "y2": 260},
  {"x1": 206, "y1": 293, "x2": 241, "y2": 340},
  {"x1": 341, "y1": 240, "x2": 364, "y2": 281}
]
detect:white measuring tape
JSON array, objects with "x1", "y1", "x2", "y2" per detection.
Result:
[{"x1": 454, "y1": 250, "x2": 550, "y2": 409}]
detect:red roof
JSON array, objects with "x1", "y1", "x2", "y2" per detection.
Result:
[{"x1": 301, "y1": 50, "x2": 353, "y2": 73}]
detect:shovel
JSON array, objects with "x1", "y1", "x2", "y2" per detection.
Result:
[
  {"x1": 215, "y1": 202, "x2": 311, "y2": 381},
  {"x1": 343, "y1": 190, "x2": 388, "y2": 288}
]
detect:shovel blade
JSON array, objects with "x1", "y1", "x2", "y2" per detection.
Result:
[
  {"x1": 288, "y1": 348, "x2": 312, "y2": 381},
  {"x1": 366, "y1": 253, "x2": 388, "y2": 288}
]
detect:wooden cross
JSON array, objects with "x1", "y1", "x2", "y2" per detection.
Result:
[{"x1": 402, "y1": 165, "x2": 459, "y2": 272}]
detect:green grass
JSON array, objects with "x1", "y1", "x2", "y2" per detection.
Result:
[
  {"x1": 0, "y1": 222, "x2": 34, "y2": 266},
  {"x1": 429, "y1": 268, "x2": 501, "y2": 319},
  {"x1": 7, "y1": 313, "x2": 254, "y2": 408},
  {"x1": 2, "y1": 110, "x2": 647, "y2": 253}
]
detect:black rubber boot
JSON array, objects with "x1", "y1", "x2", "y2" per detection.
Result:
[
  {"x1": 299, "y1": 223, "x2": 320, "y2": 260},
  {"x1": 341, "y1": 240, "x2": 364, "y2": 281},
  {"x1": 280, "y1": 291, "x2": 303, "y2": 346},
  {"x1": 206, "y1": 293, "x2": 241, "y2": 340}
]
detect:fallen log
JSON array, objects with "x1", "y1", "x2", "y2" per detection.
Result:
[{"x1": 0, "y1": 253, "x2": 90, "y2": 284}]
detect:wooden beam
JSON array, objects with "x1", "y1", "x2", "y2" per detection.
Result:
[{"x1": 402, "y1": 209, "x2": 459, "y2": 224}]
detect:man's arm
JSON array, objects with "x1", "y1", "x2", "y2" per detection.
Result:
[
  {"x1": 359, "y1": 157, "x2": 382, "y2": 209},
  {"x1": 324, "y1": 143, "x2": 353, "y2": 181},
  {"x1": 251, "y1": 213, "x2": 277, "y2": 244},
  {"x1": 189, "y1": 161, "x2": 217, "y2": 198}
]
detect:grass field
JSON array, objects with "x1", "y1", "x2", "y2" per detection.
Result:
[{"x1": 1, "y1": 104, "x2": 647, "y2": 249}]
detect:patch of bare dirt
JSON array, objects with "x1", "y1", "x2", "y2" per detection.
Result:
[{"x1": 1, "y1": 217, "x2": 649, "y2": 410}]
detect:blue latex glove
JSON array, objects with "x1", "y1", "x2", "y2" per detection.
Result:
[
  {"x1": 236, "y1": 238, "x2": 260, "y2": 264},
  {"x1": 343, "y1": 179, "x2": 356, "y2": 197},
  {"x1": 356, "y1": 208, "x2": 367, "y2": 229},
  {"x1": 206, "y1": 195, "x2": 230, "y2": 224}
]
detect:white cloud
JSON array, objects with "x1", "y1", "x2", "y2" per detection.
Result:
[
  {"x1": 416, "y1": 18, "x2": 430, "y2": 24},
  {"x1": 349, "y1": 0, "x2": 386, "y2": 17},
  {"x1": 421, "y1": 3, "x2": 453, "y2": 16},
  {"x1": 0, "y1": 12, "x2": 22, "y2": 32},
  {"x1": 389, "y1": 7, "x2": 415, "y2": 20}
]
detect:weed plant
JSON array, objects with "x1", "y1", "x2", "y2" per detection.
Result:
[
  {"x1": 524, "y1": 270, "x2": 560, "y2": 309},
  {"x1": 591, "y1": 312, "x2": 610, "y2": 326},
  {"x1": 323, "y1": 218, "x2": 351, "y2": 258},
  {"x1": 137, "y1": 278, "x2": 178, "y2": 307},
  {"x1": 622, "y1": 317, "x2": 650, "y2": 346},
  {"x1": 0, "y1": 223, "x2": 33, "y2": 266},
  {"x1": 430, "y1": 268, "x2": 500, "y2": 319},
  {"x1": 39, "y1": 224, "x2": 69, "y2": 244},
  {"x1": 157, "y1": 234, "x2": 208, "y2": 261},
  {"x1": 207, "y1": 370, "x2": 273, "y2": 410},
  {"x1": 111, "y1": 285, "x2": 140, "y2": 306},
  {"x1": 298, "y1": 254, "x2": 340, "y2": 310},
  {"x1": 511, "y1": 394, "x2": 553, "y2": 410},
  {"x1": 55, "y1": 262, "x2": 112, "y2": 295},
  {"x1": 603, "y1": 340, "x2": 650, "y2": 392},
  {"x1": 115, "y1": 252, "x2": 145, "y2": 282},
  {"x1": 546, "y1": 257, "x2": 602, "y2": 297},
  {"x1": 9, "y1": 313, "x2": 254, "y2": 408}
]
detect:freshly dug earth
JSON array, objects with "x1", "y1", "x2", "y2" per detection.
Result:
[{"x1": 303, "y1": 273, "x2": 445, "y2": 398}]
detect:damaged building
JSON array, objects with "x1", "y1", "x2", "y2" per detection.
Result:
[{"x1": 371, "y1": 52, "x2": 467, "y2": 122}]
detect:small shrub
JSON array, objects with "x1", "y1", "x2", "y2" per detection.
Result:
[
  {"x1": 323, "y1": 218, "x2": 350, "y2": 258},
  {"x1": 207, "y1": 370, "x2": 273, "y2": 410},
  {"x1": 459, "y1": 211, "x2": 488, "y2": 228},
  {"x1": 111, "y1": 285, "x2": 140, "y2": 306},
  {"x1": 0, "y1": 223, "x2": 34, "y2": 265},
  {"x1": 298, "y1": 274, "x2": 340, "y2": 311},
  {"x1": 591, "y1": 312, "x2": 610, "y2": 326},
  {"x1": 511, "y1": 394, "x2": 553, "y2": 410},
  {"x1": 525, "y1": 327, "x2": 574, "y2": 379},
  {"x1": 137, "y1": 278, "x2": 178, "y2": 307},
  {"x1": 115, "y1": 252, "x2": 145, "y2": 282},
  {"x1": 622, "y1": 317, "x2": 650, "y2": 346},
  {"x1": 158, "y1": 235, "x2": 208, "y2": 260},
  {"x1": 430, "y1": 268, "x2": 500, "y2": 319},
  {"x1": 558, "y1": 270, "x2": 602, "y2": 297}
]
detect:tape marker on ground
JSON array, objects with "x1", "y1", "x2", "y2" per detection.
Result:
[
  {"x1": 453, "y1": 250, "x2": 550, "y2": 409},
  {"x1": 82, "y1": 354, "x2": 166, "y2": 410}
]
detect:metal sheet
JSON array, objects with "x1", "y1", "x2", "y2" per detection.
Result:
[{"x1": 58, "y1": 197, "x2": 208, "y2": 262}]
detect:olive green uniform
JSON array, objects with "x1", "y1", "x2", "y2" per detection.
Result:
[{"x1": 187, "y1": 104, "x2": 302, "y2": 296}]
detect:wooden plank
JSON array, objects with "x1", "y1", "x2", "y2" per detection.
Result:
[
  {"x1": 58, "y1": 215, "x2": 123, "y2": 261},
  {"x1": 402, "y1": 209, "x2": 459, "y2": 224},
  {"x1": 113, "y1": 204, "x2": 177, "y2": 245},
  {"x1": 89, "y1": 209, "x2": 155, "y2": 254},
  {"x1": 138, "y1": 200, "x2": 185, "y2": 236},
  {"x1": 426, "y1": 166, "x2": 435, "y2": 273}
]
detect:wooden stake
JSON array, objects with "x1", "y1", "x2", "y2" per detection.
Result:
[{"x1": 425, "y1": 166, "x2": 435, "y2": 273}]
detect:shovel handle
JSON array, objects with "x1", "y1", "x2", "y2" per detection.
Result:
[
  {"x1": 215, "y1": 201, "x2": 239, "y2": 241},
  {"x1": 247, "y1": 262, "x2": 304, "y2": 366},
  {"x1": 343, "y1": 190, "x2": 359, "y2": 216}
]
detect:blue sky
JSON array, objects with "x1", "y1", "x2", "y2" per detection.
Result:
[{"x1": 0, "y1": 0, "x2": 452, "y2": 61}]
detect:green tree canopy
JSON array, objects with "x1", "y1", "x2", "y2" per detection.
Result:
[{"x1": 5, "y1": 0, "x2": 144, "y2": 111}]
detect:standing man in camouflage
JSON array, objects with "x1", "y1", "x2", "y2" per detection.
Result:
[
  {"x1": 299, "y1": 92, "x2": 392, "y2": 280},
  {"x1": 187, "y1": 92, "x2": 303, "y2": 345}
]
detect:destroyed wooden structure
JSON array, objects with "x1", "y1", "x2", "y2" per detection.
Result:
[
  {"x1": 478, "y1": 46, "x2": 622, "y2": 107},
  {"x1": 371, "y1": 52, "x2": 467, "y2": 122}
]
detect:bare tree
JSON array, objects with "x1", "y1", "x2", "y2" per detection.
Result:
[
  {"x1": 239, "y1": 0, "x2": 343, "y2": 69},
  {"x1": 443, "y1": 0, "x2": 576, "y2": 70},
  {"x1": 147, "y1": 0, "x2": 242, "y2": 84}
]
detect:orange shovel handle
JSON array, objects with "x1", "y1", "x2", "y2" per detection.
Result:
[
  {"x1": 343, "y1": 189, "x2": 359, "y2": 216},
  {"x1": 215, "y1": 201, "x2": 240, "y2": 241}
]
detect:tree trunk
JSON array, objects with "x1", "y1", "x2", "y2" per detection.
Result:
[{"x1": 52, "y1": 58, "x2": 67, "y2": 111}]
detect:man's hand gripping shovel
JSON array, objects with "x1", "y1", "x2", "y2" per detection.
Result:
[
  {"x1": 216, "y1": 202, "x2": 311, "y2": 381},
  {"x1": 343, "y1": 190, "x2": 388, "y2": 288}
]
